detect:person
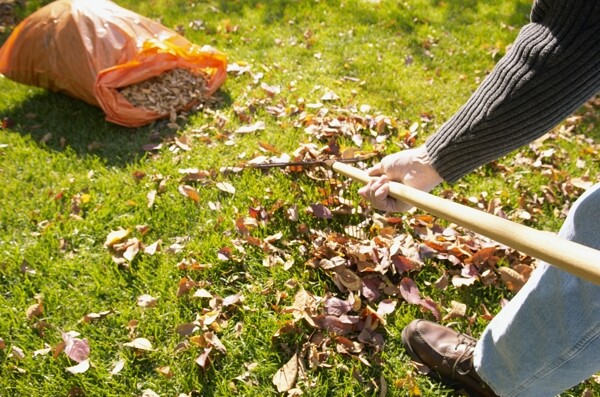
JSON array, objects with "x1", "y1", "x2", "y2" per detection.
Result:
[{"x1": 358, "y1": 1, "x2": 600, "y2": 396}]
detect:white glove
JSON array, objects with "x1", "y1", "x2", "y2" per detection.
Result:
[{"x1": 358, "y1": 145, "x2": 443, "y2": 212}]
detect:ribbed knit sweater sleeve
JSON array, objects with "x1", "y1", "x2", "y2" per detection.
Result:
[{"x1": 425, "y1": 0, "x2": 600, "y2": 183}]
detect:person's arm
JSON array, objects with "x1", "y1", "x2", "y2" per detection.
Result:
[
  {"x1": 360, "y1": 0, "x2": 600, "y2": 211},
  {"x1": 427, "y1": 0, "x2": 600, "y2": 182}
]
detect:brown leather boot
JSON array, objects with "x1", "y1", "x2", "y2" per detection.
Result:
[{"x1": 401, "y1": 319, "x2": 499, "y2": 397}]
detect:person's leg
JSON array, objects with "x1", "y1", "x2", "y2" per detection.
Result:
[{"x1": 474, "y1": 183, "x2": 600, "y2": 397}]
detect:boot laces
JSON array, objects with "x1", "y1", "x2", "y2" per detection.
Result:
[{"x1": 452, "y1": 334, "x2": 476, "y2": 376}]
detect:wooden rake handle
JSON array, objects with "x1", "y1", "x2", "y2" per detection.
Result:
[{"x1": 328, "y1": 160, "x2": 600, "y2": 285}]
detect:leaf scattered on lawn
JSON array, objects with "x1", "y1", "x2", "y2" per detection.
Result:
[
  {"x1": 104, "y1": 228, "x2": 129, "y2": 247},
  {"x1": 26, "y1": 298, "x2": 43, "y2": 320},
  {"x1": 321, "y1": 91, "x2": 339, "y2": 101},
  {"x1": 144, "y1": 240, "x2": 161, "y2": 255},
  {"x1": 147, "y1": 190, "x2": 157, "y2": 208},
  {"x1": 141, "y1": 389, "x2": 160, "y2": 397},
  {"x1": 272, "y1": 352, "x2": 299, "y2": 393},
  {"x1": 193, "y1": 288, "x2": 213, "y2": 299},
  {"x1": 156, "y1": 366, "x2": 174, "y2": 378},
  {"x1": 81, "y1": 310, "x2": 113, "y2": 323},
  {"x1": 33, "y1": 346, "x2": 52, "y2": 357},
  {"x1": 443, "y1": 300, "x2": 468, "y2": 321},
  {"x1": 124, "y1": 338, "x2": 153, "y2": 351},
  {"x1": 179, "y1": 185, "x2": 200, "y2": 203},
  {"x1": 309, "y1": 203, "x2": 332, "y2": 219},
  {"x1": 137, "y1": 294, "x2": 158, "y2": 308},
  {"x1": 65, "y1": 359, "x2": 90, "y2": 374},
  {"x1": 62, "y1": 332, "x2": 90, "y2": 363},
  {"x1": 10, "y1": 346, "x2": 25, "y2": 360},
  {"x1": 195, "y1": 347, "x2": 212, "y2": 370},
  {"x1": 110, "y1": 359, "x2": 126, "y2": 375},
  {"x1": 216, "y1": 181, "x2": 236, "y2": 194},
  {"x1": 235, "y1": 121, "x2": 265, "y2": 134}
]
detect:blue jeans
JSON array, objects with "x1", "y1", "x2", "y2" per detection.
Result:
[{"x1": 474, "y1": 183, "x2": 600, "y2": 397}]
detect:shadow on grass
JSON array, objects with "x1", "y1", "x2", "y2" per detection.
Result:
[{"x1": 1, "y1": 88, "x2": 233, "y2": 167}]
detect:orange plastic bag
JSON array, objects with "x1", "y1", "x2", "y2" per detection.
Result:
[{"x1": 0, "y1": 0, "x2": 227, "y2": 127}]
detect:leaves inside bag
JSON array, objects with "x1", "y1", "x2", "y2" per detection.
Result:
[{"x1": 118, "y1": 67, "x2": 210, "y2": 115}]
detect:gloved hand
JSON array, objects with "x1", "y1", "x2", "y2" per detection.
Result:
[{"x1": 358, "y1": 145, "x2": 443, "y2": 212}]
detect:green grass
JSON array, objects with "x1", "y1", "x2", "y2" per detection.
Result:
[{"x1": 1, "y1": 1, "x2": 599, "y2": 396}]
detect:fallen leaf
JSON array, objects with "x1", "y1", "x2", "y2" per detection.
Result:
[
  {"x1": 498, "y1": 267, "x2": 527, "y2": 292},
  {"x1": 309, "y1": 203, "x2": 332, "y2": 219},
  {"x1": 147, "y1": 190, "x2": 157, "y2": 208},
  {"x1": 216, "y1": 182, "x2": 236, "y2": 194},
  {"x1": 26, "y1": 301, "x2": 43, "y2": 319},
  {"x1": 176, "y1": 323, "x2": 199, "y2": 336},
  {"x1": 179, "y1": 185, "x2": 200, "y2": 203},
  {"x1": 110, "y1": 359, "x2": 125, "y2": 375},
  {"x1": 376, "y1": 299, "x2": 397, "y2": 317},
  {"x1": 400, "y1": 278, "x2": 440, "y2": 320},
  {"x1": 62, "y1": 332, "x2": 90, "y2": 363},
  {"x1": 66, "y1": 359, "x2": 90, "y2": 374},
  {"x1": 204, "y1": 332, "x2": 227, "y2": 353},
  {"x1": 104, "y1": 228, "x2": 129, "y2": 247},
  {"x1": 272, "y1": 352, "x2": 299, "y2": 393},
  {"x1": 141, "y1": 390, "x2": 160, "y2": 397},
  {"x1": 10, "y1": 346, "x2": 25, "y2": 360},
  {"x1": 144, "y1": 240, "x2": 161, "y2": 255},
  {"x1": 571, "y1": 177, "x2": 593, "y2": 190},
  {"x1": 123, "y1": 239, "x2": 140, "y2": 262},
  {"x1": 334, "y1": 267, "x2": 362, "y2": 292},
  {"x1": 137, "y1": 294, "x2": 158, "y2": 308},
  {"x1": 442, "y1": 300, "x2": 467, "y2": 321},
  {"x1": 193, "y1": 289, "x2": 213, "y2": 299},
  {"x1": 81, "y1": 310, "x2": 113, "y2": 323},
  {"x1": 33, "y1": 347, "x2": 52, "y2": 357},
  {"x1": 223, "y1": 293, "x2": 242, "y2": 307},
  {"x1": 124, "y1": 338, "x2": 153, "y2": 351},
  {"x1": 324, "y1": 297, "x2": 352, "y2": 316},
  {"x1": 195, "y1": 347, "x2": 213, "y2": 370},
  {"x1": 235, "y1": 121, "x2": 266, "y2": 134},
  {"x1": 156, "y1": 366, "x2": 174, "y2": 378},
  {"x1": 321, "y1": 91, "x2": 340, "y2": 101}
]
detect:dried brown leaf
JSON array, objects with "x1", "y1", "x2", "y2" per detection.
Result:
[
  {"x1": 443, "y1": 300, "x2": 467, "y2": 321},
  {"x1": 272, "y1": 352, "x2": 299, "y2": 393},
  {"x1": 179, "y1": 185, "x2": 200, "y2": 203},
  {"x1": 498, "y1": 267, "x2": 527, "y2": 292},
  {"x1": 26, "y1": 301, "x2": 43, "y2": 320},
  {"x1": 195, "y1": 347, "x2": 213, "y2": 370}
]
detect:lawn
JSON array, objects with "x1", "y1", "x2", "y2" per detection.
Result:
[{"x1": 1, "y1": 0, "x2": 599, "y2": 396}]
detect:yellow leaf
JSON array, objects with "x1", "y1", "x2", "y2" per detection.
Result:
[{"x1": 104, "y1": 228, "x2": 129, "y2": 247}]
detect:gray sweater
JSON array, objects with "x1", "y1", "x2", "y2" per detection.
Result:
[{"x1": 426, "y1": 0, "x2": 600, "y2": 182}]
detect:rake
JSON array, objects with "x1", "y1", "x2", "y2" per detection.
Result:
[{"x1": 325, "y1": 160, "x2": 600, "y2": 286}]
